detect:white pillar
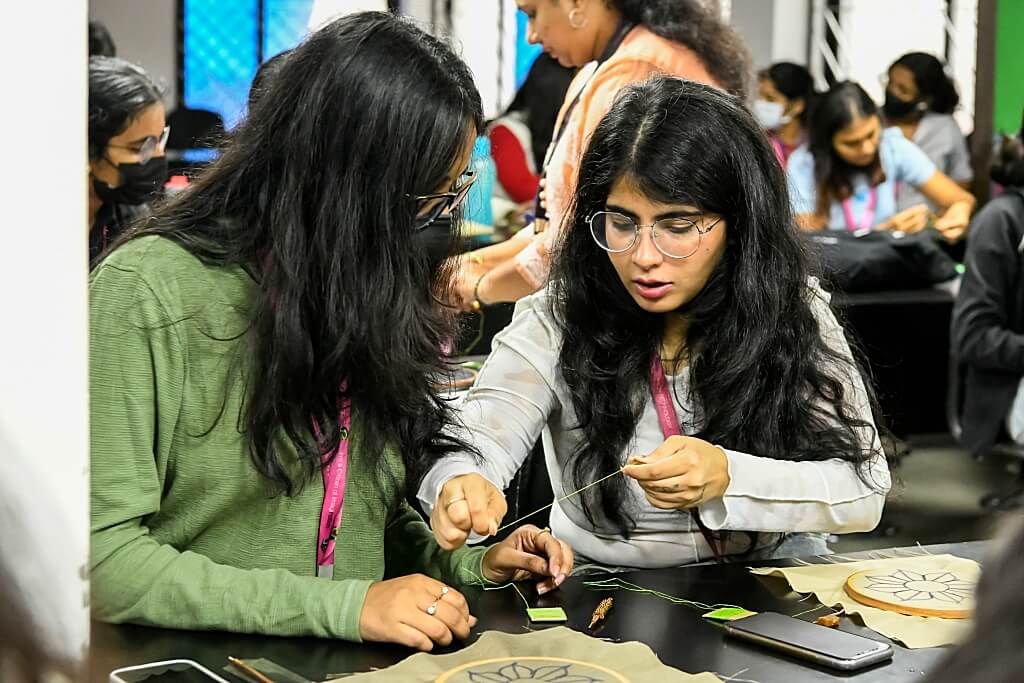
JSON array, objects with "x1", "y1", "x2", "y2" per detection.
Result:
[{"x1": 0, "y1": 0, "x2": 89, "y2": 669}]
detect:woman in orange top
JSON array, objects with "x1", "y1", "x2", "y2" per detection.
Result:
[{"x1": 454, "y1": 0, "x2": 751, "y2": 310}]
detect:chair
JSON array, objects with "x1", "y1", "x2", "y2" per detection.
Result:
[{"x1": 946, "y1": 352, "x2": 1024, "y2": 510}]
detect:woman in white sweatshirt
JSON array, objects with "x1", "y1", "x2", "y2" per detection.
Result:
[{"x1": 420, "y1": 76, "x2": 891, "y2": 572}]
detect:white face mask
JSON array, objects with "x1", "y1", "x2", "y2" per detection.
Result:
[{"x1": 753, "y1": 99, "x2": 791, "y2": 130}]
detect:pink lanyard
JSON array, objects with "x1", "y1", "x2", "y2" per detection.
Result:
[
  {"x1": 769, "y1": 136, "x2": 791, "y2": 168},
  {"x1": 841, "y1": 187, "x2": 877, "y2": 232},
  {"x1": 316, "y1": 403, "x2": 352, "y2": 579},
  {"x1": 648, "y1": 356, "x2": 723, "y2": 562}
]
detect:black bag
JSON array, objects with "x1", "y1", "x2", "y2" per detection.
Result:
[{"x1": 806, "y1": 229, "x2": 960, "y2": 293}]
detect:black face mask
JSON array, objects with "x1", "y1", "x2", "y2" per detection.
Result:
[
  {"x1": 882, "y1": 91, "x2": 923, "y2": 120},
  {"x1": 92, "y1": 156, "x2": 168, "y2": 206},
  {"x1": 416, "y1": 213, "x2": 458, "y2": 276}
]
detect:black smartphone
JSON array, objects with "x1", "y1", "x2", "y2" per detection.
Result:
[{"x1": 723, "y1": 612, "x2": 894, "y2": 671}]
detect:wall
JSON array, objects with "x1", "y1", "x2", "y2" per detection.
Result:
[
  {"x1": 994, "y1": 0, "x2": 1024, "y2": 135},
  {"x1": 0, "y1": 0, "x2": 90, "y2": 669},
  {"x1": 450, "y1": 0, "x2": 517, "y2": 118},
  {"x1": 730, "y1": 0, "x2": 777, "y2": 68},
  {"x1": 89, "y1": 0, "x2": 178, "y2": 110},
  {"x1": 839, "y1": 0, "x2": 946, "y2": 103},
  {"x1": 771, "y1": 0, "x2": 811, "y2": 64},
  {"x1": 729, "y1": 0, "x2": 810, "y2": 70}
]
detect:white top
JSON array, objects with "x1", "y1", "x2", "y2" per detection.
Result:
[{"x1": 419, "y1": 282, "x2": 891, "y2": 568}]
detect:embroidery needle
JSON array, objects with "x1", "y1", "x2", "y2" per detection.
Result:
[{"x1": 227, "y1": 657, "x2": 274, "y2": 683}]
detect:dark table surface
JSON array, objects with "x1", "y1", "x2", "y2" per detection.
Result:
[{"x1": 91, "y1": 541, "x2": 988, "y2": 683}]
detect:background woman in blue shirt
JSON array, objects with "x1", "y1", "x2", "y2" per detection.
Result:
[{"x1": 787, "y1": 81, "x2": 974, "y2": 240}]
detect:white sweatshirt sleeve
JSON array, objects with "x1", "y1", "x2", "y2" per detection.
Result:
[
  {"x1": 698, "y1": 283, "x2": 891, "y2": 534},
  {"x1": 418, "y1": 292, "x2": 561, "y2": 518}
]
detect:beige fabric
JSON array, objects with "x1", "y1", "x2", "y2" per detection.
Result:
[
  {"x1": 340, "y1": 627, "x2": 719, "y2": 682},
  {"x1": 750, "y1": 554, "x2": 979, "y2": 648}
]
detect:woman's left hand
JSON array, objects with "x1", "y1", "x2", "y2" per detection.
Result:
[
  {"x1": 622, "y1": 435, "x2": 731, "y2": 510},
  {"x1": 451, "y1": 257, "x2": 486, "y2": 312},
  {"x1": 933, "y1": 200, "x2": 972, "y2": 242},
  {"x1": 481, "y1": 524, "x2": 574, "y2": 595}
]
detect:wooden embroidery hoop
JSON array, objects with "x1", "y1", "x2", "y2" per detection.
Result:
[{"x1": 844, "y1": 568, "x2": 977, "y2": 619}]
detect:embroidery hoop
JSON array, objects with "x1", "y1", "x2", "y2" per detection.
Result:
[
  {"x1": 435, "y1": 656, "x2": 628, "y2": 683},
  {"x1": 843, "y1": 567, "x2": 977, "y2": 619}
]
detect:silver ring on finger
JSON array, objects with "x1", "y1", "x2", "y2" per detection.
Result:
[
  {"x1": 437, "y1": 585, "x2": 450, "y2": 601},
  {"x1": 426, "y1": 600, "x2": 439, "y2": 616}
]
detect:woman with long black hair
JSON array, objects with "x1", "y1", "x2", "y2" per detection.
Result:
[
  {"x1": 89, "y1": 12, "x2": 570, "y2": 649},
  {"x1": 422, "y1": 76, "x2": 890, "y2": 570}
]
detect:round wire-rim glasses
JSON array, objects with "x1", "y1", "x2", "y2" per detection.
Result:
[
  {"x1": 588, "y1": 210, "x2": 724, "y2": 259},
  {"x1": 412, "y1": 170, "x2": 477, "y2": 231}
]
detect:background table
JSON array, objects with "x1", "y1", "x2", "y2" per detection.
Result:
[{"x1": 91, "y1": 541, "x2": 987, "y2": 683}]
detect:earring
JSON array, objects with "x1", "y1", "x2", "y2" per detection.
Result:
[{"x1": 568, "y1": 8, "x2": 588, "y2": 29}]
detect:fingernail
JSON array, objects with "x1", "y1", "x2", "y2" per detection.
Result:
[
  {"x1": 556, "y1": 573, "x2": 566, "y2": 585},
  {"x1": 550, "y1": 561, "x2": 560, "y2": 577},
  {"x1": 469, "y1": 616, "x2": 478, "y2": 627},
  {"x1": 537, "y1": 585, "x2": 550, "y2": 596},
  {"x1": 489, "y1": 521, "x2": 498, "y2": 536}
]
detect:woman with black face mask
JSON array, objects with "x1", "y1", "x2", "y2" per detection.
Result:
[
  {"x1": 882, "y1": 52, "x2": 972, "y2": 212},
  {"x1": 88, "y1": 57, "x2": 168, "y2": 264}
]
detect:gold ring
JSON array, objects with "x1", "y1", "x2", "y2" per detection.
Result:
[
  {"x1": 536, "y1": 527, "x2": 552, "y2": 539},
  {"x1": 445, "y1": 497, "x2": 467, "y2": 509}
]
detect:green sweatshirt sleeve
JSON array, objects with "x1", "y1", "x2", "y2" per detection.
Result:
[
  {"x1": 384, "y1": 502, "x2": 490, "y2": 587},
  {"x1": 89, "y1": 262, "x2": 370, "y2": 640}
]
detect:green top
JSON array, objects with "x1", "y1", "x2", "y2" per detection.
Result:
[{"x1": 89, "y1": 236, "x2": 487, "y2": 640}]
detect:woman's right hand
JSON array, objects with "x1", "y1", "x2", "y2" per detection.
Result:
[
  {"x1": 431, "y1": 474, "x2": 507, "y2": 550},
  {"x1": 879, "y1": 204, "x2": 929, "y2": 234},
  {"x1": 359, "y1": 574, "x2": 476, "y2": 651}
]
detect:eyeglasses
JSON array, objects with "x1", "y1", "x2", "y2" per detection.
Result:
[
  {"x1": 412, "y1": 170, "x2": 477, "y2": 230},
  {"x1": 589, "y1": 210, "x2": 724, "y2": 260},
  {"x1": 107, "y1": 126, "x2": 171, "y2": 164}
]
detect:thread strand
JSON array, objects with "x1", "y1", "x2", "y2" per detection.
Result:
[{"x1": 496, "y1": 468, "x2": 625, "y2": 533}]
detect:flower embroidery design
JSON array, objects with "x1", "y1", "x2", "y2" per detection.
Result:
[
  {"x1": 861, "y1": 570, "x2": 974, "y2": 603},
  {"x1": 467, "y1": 662, "x2": 605, "y2": 683}
]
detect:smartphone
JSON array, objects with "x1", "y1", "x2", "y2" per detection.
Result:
[
  {"x1": 723, "y1": 612, "x2": 894, "y2": 671},
  {"x1": 110, "y1": 659, "x2": 231, "y2": 683}
]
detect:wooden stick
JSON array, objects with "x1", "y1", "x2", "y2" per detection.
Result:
[{"x1": 227, "y1": 657, "x2": 275, "y2": 683}]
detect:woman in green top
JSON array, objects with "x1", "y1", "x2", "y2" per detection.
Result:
[{"x1": 89, "y1": 12, "x2": 572, "y2": 651}]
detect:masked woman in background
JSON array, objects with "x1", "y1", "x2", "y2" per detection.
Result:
[{"x1": 88, "y1": 56, "x2": 168, "y2": 264}]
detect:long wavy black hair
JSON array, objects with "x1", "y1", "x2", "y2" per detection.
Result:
[
  {"x1": 550, "y1": 76, "x2": 884, "y2": 535},
  {"x1": 104, "y1": 12, "x2": 484, "y2": 495},
  {"x1": 610, "y1": 0, "x2": 752, "y2": 98}
]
